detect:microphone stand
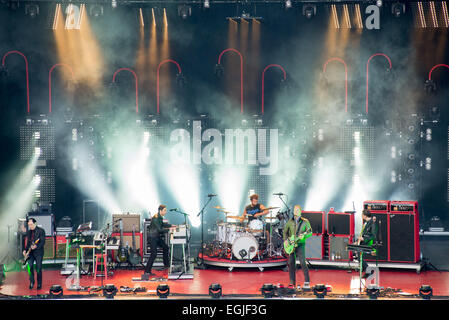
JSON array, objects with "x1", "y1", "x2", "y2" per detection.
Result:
[
  {"x1": 276, "y1": 194, "x2": 292, "y2": 219},
  {"x1": 195, "y1": 195, "x2": 215, "y2": 269}
]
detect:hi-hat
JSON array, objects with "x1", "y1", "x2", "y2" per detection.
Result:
[
  {"x1": 227, "y1": 216, "x2": 246, "y2": 220},
  {"x1": 213, "y1": 206, "x2": 223, "y2": 209}
]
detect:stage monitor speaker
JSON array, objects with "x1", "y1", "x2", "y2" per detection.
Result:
[
  {"x1": 112, "y1": 213, "x2": 141, "y2": 233},
  {"x1": 43, "y1": 236, "x2": 55, "y2": 260},
  {"x1": 301, "y1": 211, "x2": 325, "y2": 234},
  {"x1": 364, "y1": 213, "x2": 389, "y2": 262},
  {"x1": 83, "y1": 200, "x2": 101, "y2": 231},
  {"x1": 389, "y1": 213, "x2": 420, "y2": 263},
  {"x1": 27, "y1": 214, "x2": 55, "y2": 236},
  {"x1": 328, "y1": 235, "x2": 353, "y2": 261},
  {"x1": 327, "y1": 211, "x2": 354, "y2": 236},
  {"x1": 305, "y1": 235, "x2": 324, "y2": 260}
]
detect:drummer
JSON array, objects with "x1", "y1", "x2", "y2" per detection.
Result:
[
  {"x1": 241, "y1": 194, "x2": 269, "y2": 223},
  {"x1": 240, "y1": 194, "x2": 271, "y2": 240}
]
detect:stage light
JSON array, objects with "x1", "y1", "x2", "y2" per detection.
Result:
[
  {"x1": 424, "y1": 79, "x2": 436, "y2": 93},
  {"x1": 313, "y1": 284, "x2": 327, "y2": 298},
  {"x1": 285, "y1": 0, "x2": 292, "y2": 9},
  {"x1": 214, "y1": 63, "x2": 224, "y2": 78},
  {"x1": 89, "y1": 5, "x2": 103, "y2": 17},
  {"x1": 103, "y1": 284, "x2": 118, "y2": 299},
  {"x1": 302, "y1": 4, "x2": 316, "y2": 19},
  {"x1": 376, "y1": 0, "x2": 383, "y2": 7},
  {"x1": 261, "y1": 284, "x2": 275, "y2": 298},
  {"x1": 204, "y1": 0, "x2": 210, "y2": 9},
  {"x1": 111, "y1": 0, "x2": 117, "y2": 9},
  {"x1": 178, "y1": 5, "x2": 191, "y2": 19},
  {"x1": 0, "y1": 66, "x2": 8, "y2": 78},
  {"x1": 209, "y1": 283, "x2": 222, "y2": 298},
  {"x1": 391, "y1": 2, "x2": 405, "y2": 18},
  {"x1": 176, "y1": 72, "x2": 186, "y2": 87},
  {"x1": 425, "y1": 157, "x2": 431, "y2": 170},
  {"x1": 425, "y1": 128, "x2": 432, "y2": 141},
  {"x1": 157, "y1": 284, "x2": 170, "y2": 298},
  {"x1": 366, "y1": 285, "x2": 380, "y2": 299},
  {"x1": 419, "y1": 285, "x2": 433, "y2": 300},
  {"x1": 25, "y1": 3, "x2": 39, "y2": 17},
  {"x1": 49, "y1": 284, "x2": 63, "y2": 298}
]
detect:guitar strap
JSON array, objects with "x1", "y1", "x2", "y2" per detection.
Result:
[{"x1": 295, "y1": 219, "x2": 304, "y2": 237}]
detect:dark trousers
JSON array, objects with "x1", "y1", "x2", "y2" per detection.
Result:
[
  {"x1": 144, "y1": 236, "x2": 169, "y2": 273},
  {"x1": 28, "y1": 253, "x2": 43, "y2": 285},
  {"x1": 361, "y1": 253, "x2": 368, "y2": 273},
  {"x1": 288, "y1": 244, "x2": 309, "y2": 286}
]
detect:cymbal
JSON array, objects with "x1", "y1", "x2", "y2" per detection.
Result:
[
  {"x1": 264, "y1": 206, "x2": 280, "y2": 210},
  {"x1": 213, "y1": 206, "x2": 223, "y2": 209},
  {"x1": 227, "y1": 215, "x2": 245, "y2": 220},
  {"x1": 217, "y1": 210, "x2": 233, "y2": 214}
]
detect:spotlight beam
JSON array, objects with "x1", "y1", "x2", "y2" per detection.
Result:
[{"x1": 49, "y1": 63, "x2": 75, "y2": 114}]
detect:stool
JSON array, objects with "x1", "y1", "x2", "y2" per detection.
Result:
[{"x1": 94, "y1": 253, "x2": 107, "y2": 280}]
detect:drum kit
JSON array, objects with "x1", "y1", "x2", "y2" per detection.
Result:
[{"x1": 207, "y1": 206, "x2": 287, "y2": 261}]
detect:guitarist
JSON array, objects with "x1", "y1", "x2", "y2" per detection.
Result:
[
  {"x1": 283, "y1": 205, "x2": 312, "y2": 289},
  {"x1": 22, "y1": 218, "x2": 46, "y2": 290},
  {"x1": 357, "y1": 209, "x2": 378, "y2": 278},
  {"x1": 143, "y1": 205, "x2": 172, "y2": 276}
]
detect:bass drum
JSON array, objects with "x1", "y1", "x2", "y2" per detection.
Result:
[{"x1": 232, "y1": 233, "x2": 259, "y2": 260}]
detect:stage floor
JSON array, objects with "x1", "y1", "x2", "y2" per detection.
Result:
[{"x1": 1, "y1": 264, "x2": 448, "y2": 299}]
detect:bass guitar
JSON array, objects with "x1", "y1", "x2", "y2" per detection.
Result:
[
  {"x1": 116, "y1": 220, "x2": 129, "y2": 263},
  {"x1": 128, "y1": 225, "x2": 141, "y2": 266},
  {"x1": 23, "y1": 239, "x2": 40, "y2": 266}
]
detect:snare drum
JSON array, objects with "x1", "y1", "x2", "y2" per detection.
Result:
[
  {"x1": 232, "y1": 233, "x2": 259, "y2": 260},
  {"x1": 248, "y1": 219, "x2": 264, "y2": 236}
]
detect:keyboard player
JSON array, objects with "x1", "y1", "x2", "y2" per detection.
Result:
[{"x1": 143, "y1": 205, "x2": 175, "y2": 277}]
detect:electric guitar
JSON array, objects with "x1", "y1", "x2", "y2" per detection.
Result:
[
  {"x1": 283, "y1": 231, "x2": 309, "y2": 255},
  {"x1": 116, "y1": 220, "x2": 129, "y2": 263},
  {"x1": 23, "y1": 239, "x2": 40, "y2": 266},
  {"x1": 128, "y1": 225, "x2": 141, "y2": 266}
]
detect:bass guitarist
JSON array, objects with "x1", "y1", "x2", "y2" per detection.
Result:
[
  {"x1": 23, "y1": 218, "x2": 46, "y2": 290},
  {"x1": 283, "y1": 205, "x2": 312, "y2": 289}
]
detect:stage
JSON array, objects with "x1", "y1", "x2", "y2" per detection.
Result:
[{"x1": 1, "y1": 264, "x2": 448, "y2": 300}]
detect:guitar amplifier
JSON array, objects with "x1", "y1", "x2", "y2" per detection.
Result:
[
  {"x1": 43, "y1": 236, "x2": 55, "y2": 260},
  {"x1": 327, "y1": 209, "x2": 354, "y2": 236},
  {"x1": 112, "y1": 213, "x2": 141, "y2": 233},
  {"x1": 363, "y1": 200, "x2": 390, "y2": 212},
  {"x1": 305, "y1": 234, "x2": 324, "y2": 260},
  {"x1": 55, "y1": 234, "x2": 77, "y2": 259},
  {"x1": 301, "y1": 211, "x2": 325, "y2": 234},
  {"x1": 27, "y1": 214, "x2": 55, "y2": 236},
  {"x1": 389, "y1": 211, "x2": 420, "y2": 263},
  {"x1": 328, "y1": 235, "x2": 353, "y2": 261}
]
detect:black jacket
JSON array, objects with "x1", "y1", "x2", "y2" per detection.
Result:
[
  {"x1": 25, "y1": 227, "x2": 46, "y2": 256},
  {"x1": 148, "y1": 214, "x2": 172, "y2": 238},
  {"x1": 360, "y1": 218, "x2": 378, "y2": 245}
]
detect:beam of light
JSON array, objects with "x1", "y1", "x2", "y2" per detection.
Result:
[
  {"x1": 354, "y1": 4, "x2": 363, "y2": 29},
  {"x1": 331, "y1": 4, "x2": 340, "y2": 29},
  {"x1": 418, "y1": 2, "x2": 427, "y2": 28},
  {"x1": 430, "y1": 1, "x2": 439, "y2": 27},
  {"x1": 164, "y1": 164, "x2": 201, "y2": 227},
  {"x1": 343, "y1": 4, "x2": 351, "y2": 29},
  {"x1": 249, "y1": 18, "x2": 260, "y2": 112},
  {"x1": 136, "y1": 9, "x2": 147, "y2": 103},
  {"x1": 214, "y1": 167, "x2": 249, "y2": 219},
  {"x1": 52, "y1": 3, "x2": 61, "y2": 30},
  {"x1": 147, "y1": 8, "x2": 158, "y2": 110},
  {"x1": 139, "y1": 8, "x2": 144, "y2": 28},
  {"x1": 70, "y1": 143, "x2": 121, "y2": 215},
  {"x1": 443, "y1": 1, "x2": 449, "y2": 27}
]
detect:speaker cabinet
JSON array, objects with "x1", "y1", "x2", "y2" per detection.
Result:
[
  {"x1": 328, "y1": 235, "x2": 353, "y2": 261},
  {"x1": 327, "y1": 211, "x2": 354, "y2": 236},
  {"x1": 27, "y1": 214, "x2": 55, "y2": 236},
  {"x1": 389, "y1": 212, "x2": 420, "y2": 263},
  {"x1": 43, "y1": 236, "x2": 55, "y2": 260},
  {"x1": 55, "y1": 235, "x2": 77, "y2": 259},
  {"x1": 112, "y1": 213, "x2": 141, "y2": 233},
  {"x1": 305, "y1": 235, "x2": 324, "y2": 260},
  {"x1": 364, "y1": 212, "x2": 389, "y2": 262},
  {"x1": 302, "y1": 211, "x2": 325, "y2": 234},
  {"x1": 83, "y1": 200, "x2": 102, "y2": 231}
]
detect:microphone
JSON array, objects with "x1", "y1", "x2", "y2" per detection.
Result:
[
  {"x1": 273, "y1": 192, "x2": 284, "y2": 196},
  {"x1": 170, "y1": 208, "x2": 179, "y2": 212},
  {"x1": 207, "y1": 194, "x2": 217, "y2": 197}
]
